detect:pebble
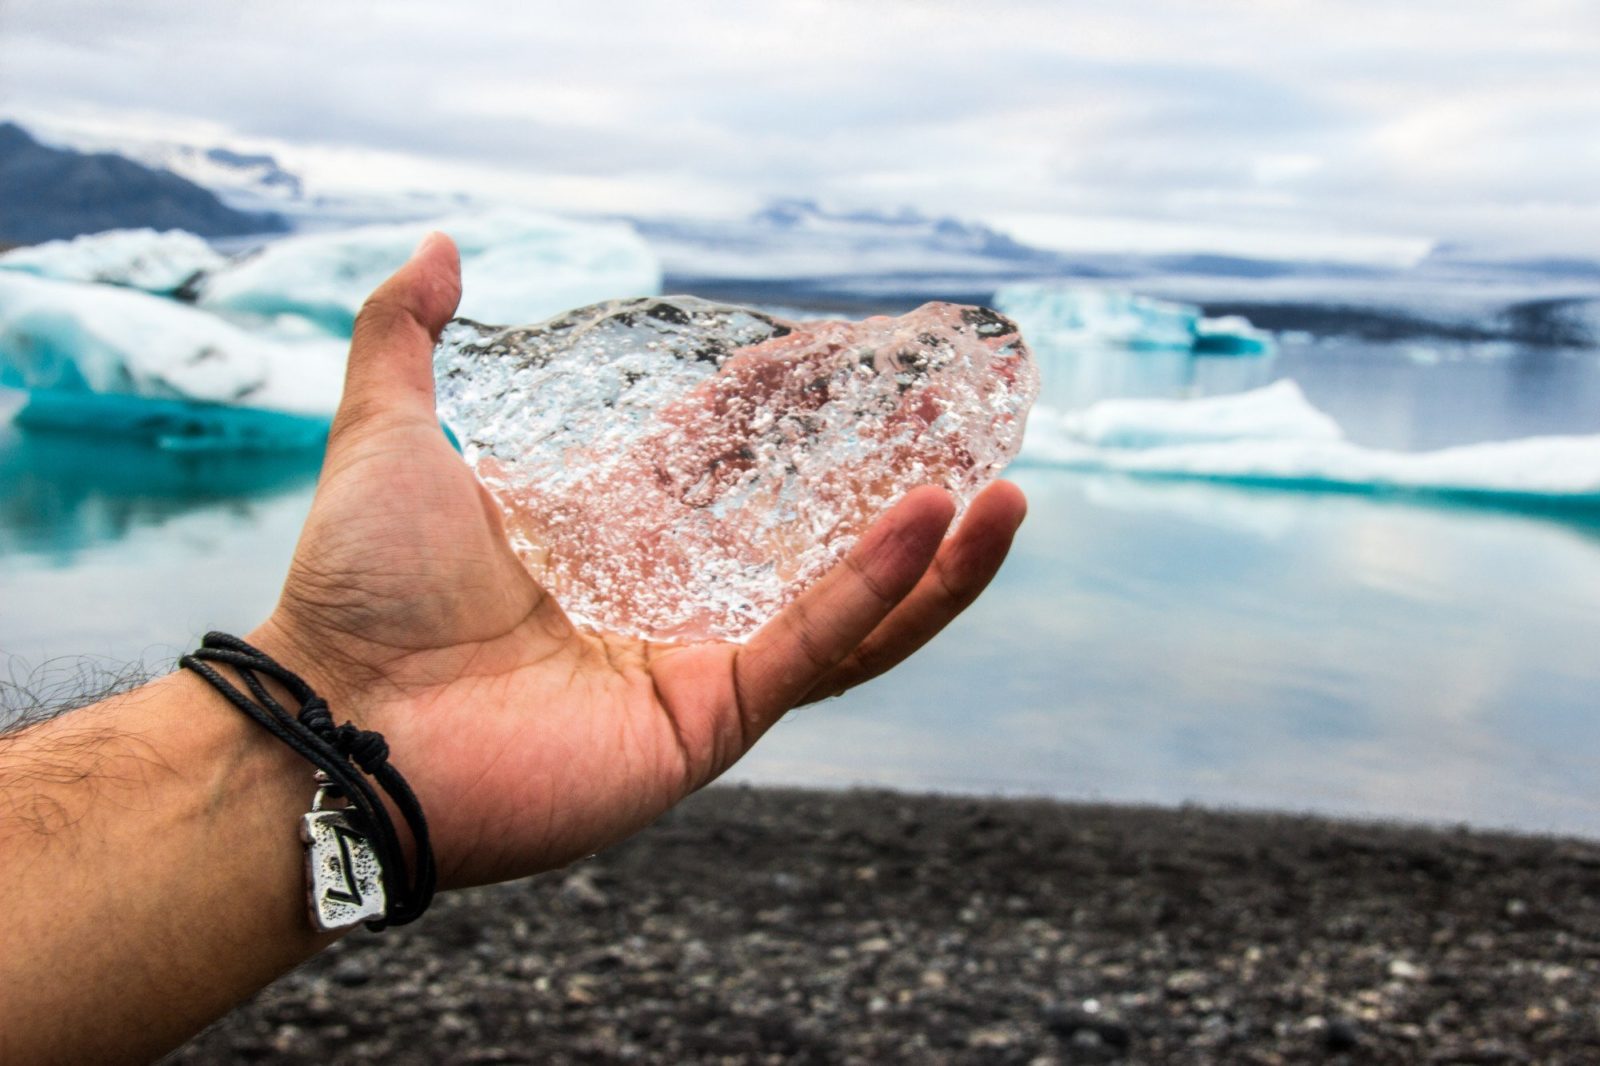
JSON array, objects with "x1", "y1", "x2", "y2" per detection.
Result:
[
  {"x1": 1325, "y1": 1017, "x2": 1362, "y2": 1051},
  {"x1": 1388, "y1": 958, "x2": 1425, "y2": 981},
  {"x1": 163, "y1": 787, "x2": 1600, "y2": 1065}
]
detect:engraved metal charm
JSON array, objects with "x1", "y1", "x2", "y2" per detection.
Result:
[{"x1": 300, "y1": 778, "x2": 387, "y2": 931}]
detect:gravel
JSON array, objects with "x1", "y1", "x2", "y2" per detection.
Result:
[{"x1": 165, "y1": 786, "x2": 1600, "y2": 1064}]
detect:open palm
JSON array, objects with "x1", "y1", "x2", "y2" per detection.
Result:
[{"x1": 254, "y1": 234, "x2": 1027, "y2": 890}]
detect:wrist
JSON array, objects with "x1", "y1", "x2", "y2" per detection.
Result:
[
  {"x1": 246, "y1": 615, "x2": 387, "y2": 731},
  {"x1": 199, "y1": 626, "x2": 439, "y2": 919}
]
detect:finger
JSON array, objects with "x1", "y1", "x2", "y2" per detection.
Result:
[
  {"x1": 733, "y1": 486, "x2": 955, "y2": 739},
  {"x1": 800, "y1": 479, "x2": 1026, "y2": 703},
  {"x1": 335, "y1": 231, "x2": 462, "y2": 432}
]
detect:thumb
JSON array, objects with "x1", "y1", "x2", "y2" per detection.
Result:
[{"x1": 335, "y1": 231, "x2": 462, "y2": 432}]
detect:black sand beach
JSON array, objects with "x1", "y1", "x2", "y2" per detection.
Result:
[{"x1": 166, "y1": 786, "x2": 1600, "y2": 1064}]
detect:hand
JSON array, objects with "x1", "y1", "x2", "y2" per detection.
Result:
[{"x1": 254, "y1": 233, "x2": 1027, "y2": 890}]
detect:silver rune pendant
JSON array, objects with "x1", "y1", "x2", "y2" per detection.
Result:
[{"x1": 300, "y1": 777, "x2": 387, "y2": 931}]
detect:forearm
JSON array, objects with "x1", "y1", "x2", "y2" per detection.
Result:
[{"x1": 0, "y1": 668, "x2": 340, "y2": 1064}]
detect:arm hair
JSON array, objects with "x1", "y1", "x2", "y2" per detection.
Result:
[
  {"x1": 1, "y1": 655, "x2": 153, "y2": 734},
  {"x1": 0, "y1": 657, "x2": 159, "y2": 840}
]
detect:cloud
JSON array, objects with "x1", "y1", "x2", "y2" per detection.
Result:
[{"x1": 1, "y1": 0, "x2": 1597, "y2": 253}]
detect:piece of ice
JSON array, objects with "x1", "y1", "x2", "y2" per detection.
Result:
[
  {"x1": 435, "y1": 296, "x2": 1039, "y2": 643},
  {"x1": 198, "y1": 209, "x2": 662, "y2": 335},
  {"x1": 0, "y1": 271, "x2": 344, "y2": 415},
  {"x1": 0, "y1": 228, "x2": 226, "y2": 294}
]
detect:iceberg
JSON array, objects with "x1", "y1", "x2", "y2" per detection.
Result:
[
  {"x1": 1056, "y1": 381, "x2": 1340, "y2": 449},
  {"x1": 0, "y1": 229, "x2": 226, "y2": 295},
  {"x1": 994, "y1": 283, "x2": 1198, "y2": 351},
  {"x1": 1022, "y1": 381, "x2": 1600, "y2": 505},
  {"x1": 198, "y1": 210, "x2": 662, "y2": 335},
  {"x1": 0, "y1": 272, "x2": 343, "y2": 448},
  {"x1": 994, "y1": 282, "x2": 1274, "y2": 355},
  {"x1": 1194, "y1": 315, "x2": 1274, "y2": 355}
]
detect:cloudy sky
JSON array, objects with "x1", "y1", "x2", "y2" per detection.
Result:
[{"x1": 3, "y1": 0, "x2": 1598, "y2": 261}]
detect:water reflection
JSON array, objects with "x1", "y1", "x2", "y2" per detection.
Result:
[
  {"x1": 1030, "y1": 333, "x2": 1600, "y2": 457},
  {"x1": 729, "y1": 467, "x2": 1600, "y2": 838},
  {"x1": 0, "y1": 420, "x2": 321, "y2": 561},
  {"x1": 1029, "y1": 337, "x2": 1277, "y2": 412},
  {"x1": 1276, "y1": 338, "x2": 1600, "y2": 451},
  {"x1": 4, "y1": 353, "x2": 1600, "y2": 836},
  {"x1": 0, "y1": 419, "x2": 319, "y2": 671}
]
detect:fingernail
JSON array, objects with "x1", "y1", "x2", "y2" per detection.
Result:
[{"x1": 410, "y1": 231, "x2": 445, "y2": 261}]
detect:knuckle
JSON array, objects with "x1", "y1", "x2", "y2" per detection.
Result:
[
  {"x1": 327, "y1": 399, "x2": 382, "y2": 442},
  {"x1": 843, "y1": 551, "x2": 900, "y2": 610},
  {"x1": 353, "y1": 290, "x2": 418, "y2": 343},
  {"x1": 787, "y1": 607, "x2": 836, "y2": 676},
  {"x1": 930, "y1": 556, "x2": 971, "y2": 610}
]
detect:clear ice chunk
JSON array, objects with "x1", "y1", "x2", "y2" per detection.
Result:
[{"x1": 434, "y1": 296, "x2": 1039, "y2": 643}]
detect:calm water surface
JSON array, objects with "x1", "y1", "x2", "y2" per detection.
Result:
[{"x1": 3, "y1": 334, "x2": 1599, "y2": 835}]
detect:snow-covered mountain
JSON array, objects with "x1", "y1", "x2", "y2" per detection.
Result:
[
  {"x1": 634, "y1": 197, "x2": 1072, "y2": 287},
  {"x1": 138, "y1": 144, "x2": 305, "y2": 207},
  {"x1": 112, "y1": 139, "x2": 474, "y2": 228},
  {"x1": 17, "y1": 121, "x2": 471, "y2": 229},
  {"x1": 0, "y1": 123, "x2": 285, "y2": 244}
]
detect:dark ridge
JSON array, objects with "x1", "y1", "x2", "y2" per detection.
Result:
[
  {"x1": 1498, "y1": 297, "x2": 1600, "y2": 348},
  {"x1": 1199, "y1": 300, "x2": 1598, "y2": 348},
  {"x1": 660, "y1": 276, "x2": 1011, "y2": 317},
  {"x1": 0, "y1": 121, "x2": 286, "y2": 244}
]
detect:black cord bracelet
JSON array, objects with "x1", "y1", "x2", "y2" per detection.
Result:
[{"x1": 180, "y1": 632, "x2": 436, "y2": 932}]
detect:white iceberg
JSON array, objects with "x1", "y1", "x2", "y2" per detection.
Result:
[
  {"x1": 0, "y1": 272, "x2": 344, "y2": 420},
  {"x1": 0, "y1": 229, "x2": 226, "y2": 294},
  {"x1": 1057, "y1": 380, "x2": 1341, "y2": 449},
  {"x1": 198, "y1": 209, "x2": 662, "y2": 335},
  {"x1": 1023, "y1": 381, "x2": 1600, "y2": 503}
]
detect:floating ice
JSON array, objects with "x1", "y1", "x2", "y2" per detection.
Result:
[
  {"x1": 199, "y1": 210, "x2": 662, "y2": 335},
  {"x1": 994, "y1": 284, "x2": 1198, "y2": 350},
  {"x1": 1195, "y1": 315, "x2": 1273, "y2": 355},
  {"x1": 0, "y1": 272, "x2": 344, "y2": 445},
  {"x1": 1022, "y1": 382, "x2": 1600, "y2": 504},
  {"x1": 435, "y1": 296, "x2": 1039, "y2": 642},
  {"x1": 994, "y1": 282, "x2": 1273, "y2": 355},
  {"x1": 1057, "y1": 381, "x2": 1340, "y2": 449},
  {"x1": 0, "y1": 228, "x2": 226, "y2": 294}
]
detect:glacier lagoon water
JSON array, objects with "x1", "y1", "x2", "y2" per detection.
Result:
[{"x1": 3, "y1": 333, "x2": 1600, "y2": 836}]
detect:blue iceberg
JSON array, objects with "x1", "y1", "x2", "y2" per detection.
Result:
[
  {"x1": 12, "y1": 390, "x2": 331, "y2": 451},
  {"x1": 994, "y1": 282, "x2": 1274, "y2": 356},
  {"x1": 197, "y1": 209, "x2": 662, "y2": 335},
  {"x1": 0, "y1": 272, "x2": 344, "y2": 448},
  {"x1": 1194, "y1": 315, "x2": 1274, "y2": 355}
]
